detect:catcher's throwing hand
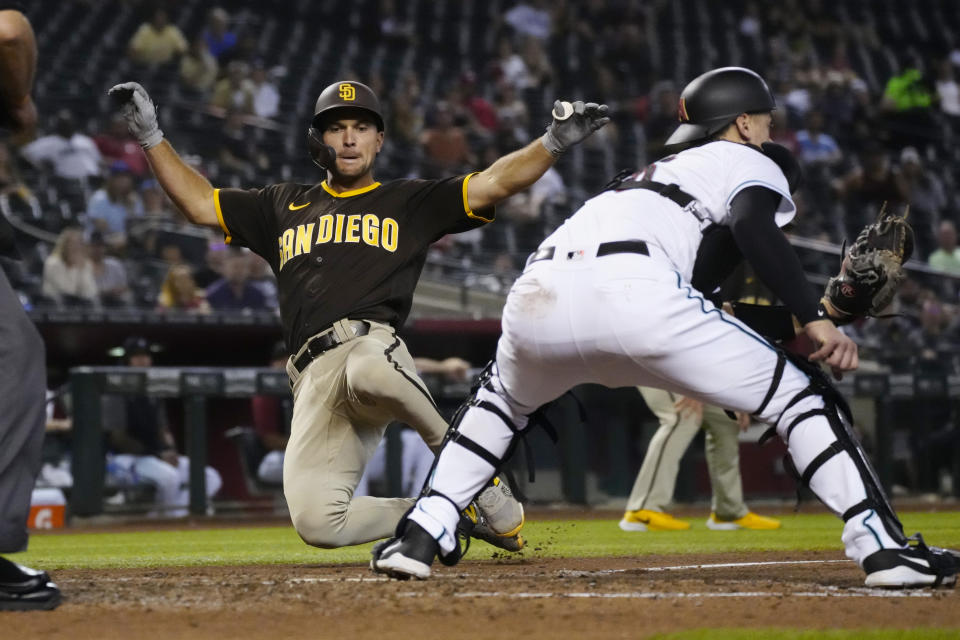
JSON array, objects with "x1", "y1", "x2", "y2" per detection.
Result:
[
  {"x1": 822, "y1": 206, "x2": 914, "y2": 324},
  {"x1": 804, "y1": 318, "x2": 859, "y2": 379},
  {"x1": 107, "y1": 82, "x2": 164, "y2": 149},
  {"x1": 541, "y1": 100, "x2": 610, "y2": 156}
]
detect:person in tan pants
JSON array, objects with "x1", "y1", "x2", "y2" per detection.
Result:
[
  {"x1": 108, "y1": 78, "x2": 605, "y2": 553},
  {"x1": 620, "y1": 387, "x2": 781, "y2": 531}
]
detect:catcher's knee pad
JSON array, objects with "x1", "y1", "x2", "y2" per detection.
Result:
[{"x1": 419, "y1": 362, "x2": 530, "y2": 503}]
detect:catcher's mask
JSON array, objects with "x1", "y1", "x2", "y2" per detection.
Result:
[
  {"x1": 666, "y1": 67, "x2": 776, "y2": 147},
  {"x1": 307, "y1": 80, "x2": 384, "y2": 171}
]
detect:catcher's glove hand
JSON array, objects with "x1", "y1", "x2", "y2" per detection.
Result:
[{"x1": 822, "y1": 203, "x2": 914, "y2": 324}]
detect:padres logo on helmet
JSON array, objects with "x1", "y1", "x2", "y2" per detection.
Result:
[{"x1": 339, "y1": 83, "x2": 356, "y2": 101}]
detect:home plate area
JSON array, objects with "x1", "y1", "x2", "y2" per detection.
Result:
[{"x1": 9, "y1": 552, "x2": 957, "y2": 640}]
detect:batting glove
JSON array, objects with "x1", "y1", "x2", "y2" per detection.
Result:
[
  {"x1": 541, "y1": 100, "x2": 610, "y2": 157},
  {"x1": 108, "y1": 82, "x2": 164, "y2": 150}
]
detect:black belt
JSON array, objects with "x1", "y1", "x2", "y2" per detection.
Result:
[
  {"x1": 527, "y1": 240, "x2": 649, "y2": 266},
  {"x1": 615, "y1": 179, "x2": 696, "y2": 209},
  {"x1": 293, "y1": 321, "x2": 370, "y2": 373}
]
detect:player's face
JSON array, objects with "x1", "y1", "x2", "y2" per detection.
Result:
[
  {"x1": 746, "y1": 112, "x2": 773, "y2": 145},
  {"x1": 322, "y1": 117, "x2": 384, "y2": 182}
]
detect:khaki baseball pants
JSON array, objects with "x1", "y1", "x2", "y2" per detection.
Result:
[
  {"x1": 283, "y1": 320, "x2": 448, "y2": 548},
  {"x1": 626, "y1": 387, "x2": 747, "y2": 520}
]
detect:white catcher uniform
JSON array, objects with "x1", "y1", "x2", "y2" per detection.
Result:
[{"x1": 409, "y1": 141, "x2": 902, "y2": 567}]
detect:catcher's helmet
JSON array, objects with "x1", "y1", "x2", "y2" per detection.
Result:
[
  {"x1": 665, "y1": 67, "x2": 775, "y2": 147},
  {"x1": 307, "y1": 80, "x2": 384, "y2": 170}
]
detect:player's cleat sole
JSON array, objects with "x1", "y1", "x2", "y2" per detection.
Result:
[
  {"x1": 461, "y1": 476, "x2": 526, "y2": 552},
  {"x1": 370, "y1": 521, "x2": 438, "y2": 581},
  {"x1": 863, "y1": 542, "x2": 960, "y2": 588},
  {"x1": 706, "y1": 512, "x2": 781, "y2": 531},
  {"x1": 619, "y1": 509, "x2": 690, "y2": 532}
]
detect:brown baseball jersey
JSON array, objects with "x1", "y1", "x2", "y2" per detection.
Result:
[{"x1": 214, "y1": 174, "x2": 494, "y2": 351}]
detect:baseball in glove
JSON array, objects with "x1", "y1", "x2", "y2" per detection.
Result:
[{"x1": 821, "y1": 203, "x2": 914, "y2": 324}]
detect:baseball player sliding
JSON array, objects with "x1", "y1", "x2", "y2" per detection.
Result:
[
  {"x1": 373, "y1": 67, "x2": 960, "y2": 588},
  {"x1": 621, "y1": 388, "x2": 780, "y2": 532},
  {"x1": 109, "y1": 79, "x2": 609, "y2": 551}
]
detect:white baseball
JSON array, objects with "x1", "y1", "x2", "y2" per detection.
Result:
[{"x1": 553, "y1": 101, "x2": 574, "y2": 121}]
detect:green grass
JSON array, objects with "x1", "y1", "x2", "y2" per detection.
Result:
[
  {"x1": 11, "y1": 510, "x2": 960, "y2": 571},
  {"x1": 653, "y1": 631, "x2": 960, "y2": 640}
]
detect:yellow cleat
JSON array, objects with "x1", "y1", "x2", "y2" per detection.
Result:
[
  {"x1": 706, "y1": 511, "x2": 781, "y2": 530},
  {"x1": 619, "y1": 509, "x2": 691, "y2": 531}
]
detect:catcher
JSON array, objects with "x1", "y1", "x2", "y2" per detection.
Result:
[{"x1": 373, "y1": 67, "x2": 958, "y2": 588}]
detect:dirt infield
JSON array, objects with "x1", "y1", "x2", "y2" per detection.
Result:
[{"x1": 5, "y1": 550, "x2": 958, "y2": 639}]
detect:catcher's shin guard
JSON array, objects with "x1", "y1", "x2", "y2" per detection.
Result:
[
  {"x1": 763, "y1": 352, "x2": 909, "y2": 563},
  {"x1": 409, "y1": 362, "x2": 529, "y2": 561}
]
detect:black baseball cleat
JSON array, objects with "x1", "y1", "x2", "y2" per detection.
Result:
[
  {"x1": 863, "y1": 535, "x2": 960, "y2": 588},
  {"x1": 370, "y1": 521, "x2": 439, "y2": 580},
  {"x1": 0, "y1": 561, "x2": 62, "y2": 611}
]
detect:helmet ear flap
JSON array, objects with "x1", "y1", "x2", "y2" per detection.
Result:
[{"x1": 307, "y1": 126, "x2": 336, "y2": 171}]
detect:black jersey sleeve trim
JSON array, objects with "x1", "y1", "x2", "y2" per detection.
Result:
[
  {"x1": 462, "y1": 172, "x2": 494, "y2": 223},
  {"x1": 213, "y1": 189, "x2": 232, "y2": 244}
]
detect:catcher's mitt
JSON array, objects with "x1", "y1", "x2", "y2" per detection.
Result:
[{"x1": 822, "y1": 203, "x2": 914, "y2": 324}]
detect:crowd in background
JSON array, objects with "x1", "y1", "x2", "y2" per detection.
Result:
[
  {"x1": 5, "y1": 0, "x2": 960, "y2": 507},
  {"x1": 3, "y1": 0, "x2": 960, "y2": 368}
]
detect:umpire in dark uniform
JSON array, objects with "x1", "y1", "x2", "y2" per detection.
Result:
[
  {"x1": 108, "y1": 78, "x2": 609, "y2": 550},
  {"x1": 0, "y1": 3, "x2": 61, "y2": 611}
]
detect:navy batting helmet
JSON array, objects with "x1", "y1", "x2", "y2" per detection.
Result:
[
  {"x1": 665, "y1": 67, "x2": 776, "y2": 147},
  {"x1": 307, "y1": 80, "x2": 384, "y2": 170}
]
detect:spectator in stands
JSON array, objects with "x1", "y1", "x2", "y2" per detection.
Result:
[
  {"x1": 503, "y1": 0, "x2": 552, "y2": 41},
  {"x1": 192, "y1": 241, "x2": 228, "y2": 288},
  {"x1": 490, "y1": 36, "x2": 528, "y2": 92},
  {"x1": 377, "y1": 0, "x2": 413, "y2": 45},
  {"x1": 928, "y1": 221, "x2": 960, "y2": 275},
  {"x1": 908, "y1": 297, "x2": 955, "y2": 363},
  {"x1": 386, "y1": 92, "x2": 423, "y2": 149},
  {"x1": 644, "y1": 81, "x2": 679, "y2": 156},
  {"x1": 85, "y1": 161, "x2": 144, "y2": 249},
  {"x1": 796, "y1": 110, "x2": 842, "y2": 167},
  {"x1": 102, "y1": 336, "x2": 222, "y2": 517},
  {"x1": 127, "y1": 7, "x2": 187, "y2": 67},
  {"x1": 456, "y1": 71, "x2": 497, "y2": 135},
  {"x1": 216, "y1": 108, "x2": 269, "y2": 176},
  {"x1": 202, "y1": 7, "x2": 237, "y2": 61},
  {"x1": 156, "y1": 263, "x2": 210, "y2": 313},
  {"x1": 936, "y1": 59, "x2": 960, "y2": 121},
  {"x1": 493, "y1": 82, "x2": 530, "y2": 145},
  {"x1": 210, "y1": 60, "x2": 255, "y2": 114},
  {"x1": 179, "y1": 34, "x2": 219, "y2": 96},
  {"x1": 419, "y1": 102, "x2": 474, "y2": 178},
  {"x1": 94, "y1": 114, "x2": 149, "y2": 178},
  {"x1": 251, "y1": 342, "x2": 291, "y2": 485},
  {"x1": 518, "y1": 36, "x2": 553, "y2": 91},
  {"x1": 899, "y1": 146, "x2": 945, "y2": 259},
  {"x1": 834, "y1": 143, "x2": 907, "y2": 241},
  {"x1": 250, "y1": 62, "x2": 280, "y2": 119},
  {"x1": 246, "y1": 251, "x2": 278, "y2": 310},
  {"x1": 20, "y1": 110, "x2": 102, "y2": 180},
  {"x1": 88, "y1": 231, "x2": 130, "y2": 307},
  {"x1": 205, "y1": 247, "x2": 268, "y2": 311},
  {"x1": 41, "y1": 227, "x2": 98, "y2": 307}
]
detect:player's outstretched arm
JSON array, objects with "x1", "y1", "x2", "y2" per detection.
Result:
[
  {"x1": 108, "y1": 82, "x2": 219, "y2": 229},
  {"x1": 467, "y1": 100, "x2": 609, "y2": 211}
]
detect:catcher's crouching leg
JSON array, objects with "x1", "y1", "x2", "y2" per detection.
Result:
[
  {"x1": 372, "y1": 364, "x2": 529, "y2": 579},
  {"x1": 761, "y1": 355, "x2": 959, "y2": 588}
]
